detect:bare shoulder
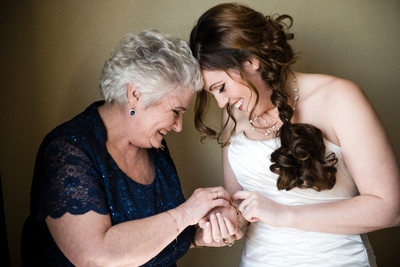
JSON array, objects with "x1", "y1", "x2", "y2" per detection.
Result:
[
  {"x1": 295, "y1": 72, "x2": 369, "y2": 144},
  {"x1": 297, "y1": 72, "x2": 363, "y2": 101},
  {"x1": 296, "y1": 72, "x2": 369, "y2": 116}
]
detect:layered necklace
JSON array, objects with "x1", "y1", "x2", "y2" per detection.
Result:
[{"x1": 249, "y1": 77, "x2": 299, "y2": 136}]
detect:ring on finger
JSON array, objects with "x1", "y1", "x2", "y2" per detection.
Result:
[{"x1": 212, "y1": 191, "x2": 219, "y2": 199}]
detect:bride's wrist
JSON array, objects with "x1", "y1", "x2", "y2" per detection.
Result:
[
  {"x1": 281, "y1": 204, "x2": 295, "y2": 228},
  {"x1": 238, "y1": 214, "x2": 249, "y2": 228}
]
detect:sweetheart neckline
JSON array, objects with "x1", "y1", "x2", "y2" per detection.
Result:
[{"x1": 233, "y1": 131, "x2": 341, "y2": 150}]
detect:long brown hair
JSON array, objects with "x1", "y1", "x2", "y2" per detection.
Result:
[{"x1": 190, "y1": 3, "x2": 337, "y2": 191}]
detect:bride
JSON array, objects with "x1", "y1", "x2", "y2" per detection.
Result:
[{"x1": 190, "y1": 3, "x2": 400, "y2": 266}]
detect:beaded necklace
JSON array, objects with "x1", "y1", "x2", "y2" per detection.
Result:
[{"x1": 249, "y1": 77, "x2": 299, "y2": 136}]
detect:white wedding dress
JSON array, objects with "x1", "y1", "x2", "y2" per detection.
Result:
[{"x1": 228, "y1": 131, "x2": 376, "y2": 267}]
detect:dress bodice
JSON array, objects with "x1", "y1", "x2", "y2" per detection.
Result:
[{"x1": 228, "y1": 131, "x2": 376, "y2": 267}]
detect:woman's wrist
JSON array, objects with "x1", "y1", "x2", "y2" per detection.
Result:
[
  {"x1": 238, "y1": 213, "x2": 249, "y2": 228},
  {"x1": 166, "y1": 210, "x2": 180, "y2": 239},
  {"x1": 191, "y1": 237, "x2": 202, "y2": 248},
  {"x1": 191, "y1": 225, "x2": 204, "y2": 248},
  {"x1": 281, "y1": 204, "x2": 295, "y2": 228},
  {"x1": 232, "y1": 200, "x2": 249, "y2": 228},
  {"x1": 168, "y1": 206, "x2": 190, "y2": 234},
  {"x1": 261, "y1": 202, "x2": 293, "y2": 228}
]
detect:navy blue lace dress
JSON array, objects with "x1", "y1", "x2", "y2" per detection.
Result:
[{"x1": 21, "y1": 101, "x2": 194, "y2": 266}]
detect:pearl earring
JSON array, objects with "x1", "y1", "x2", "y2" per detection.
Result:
[{"x1": 129, "y1": 109, "x2": 135, "y2": 116}]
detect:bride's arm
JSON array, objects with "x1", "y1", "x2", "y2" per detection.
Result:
[
  {"x1": 191, "y1": 108, "x2": 248, "y2": 246},
  {"x1": 234, "y1": 79, "x2": 400, "y2": 234},
  {"x1": 222, "y1": 146, "x2": 249, "y2": 229},
  {"x1": 221, "y1": 107, "x2": 249, "y2": 228}
]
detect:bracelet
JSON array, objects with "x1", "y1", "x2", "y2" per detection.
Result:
[{"x1": 166, "y1": 210, "x2": 179, "y2": 241}]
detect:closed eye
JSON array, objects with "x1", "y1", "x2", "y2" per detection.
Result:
[{"x1": 218, "y1": 84, "x2": 225, "y2": 93}]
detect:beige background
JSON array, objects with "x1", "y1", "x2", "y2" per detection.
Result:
[{"x1": 1, "y1": 0, "x2": 399, "y2": 266}]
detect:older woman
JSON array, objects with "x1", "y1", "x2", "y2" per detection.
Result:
[{"x1": 21, "y1": 30, "x2": 237, "y2": 266}]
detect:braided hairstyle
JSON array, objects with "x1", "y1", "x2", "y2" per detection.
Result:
[{"x1": 190, "y1": 3, "x2": 337, "y2": 191}]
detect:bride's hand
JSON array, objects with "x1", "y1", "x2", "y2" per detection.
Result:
[
  {"x1": 232, "y1": 190, "x2": 288, "y2": 226},
  {"x1": 197, "y1": 205, "x2": 243, "y2": 246}
]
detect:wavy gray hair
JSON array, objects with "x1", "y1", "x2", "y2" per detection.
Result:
[{"x1": 99, "y1": 30, "x2": 203, "y2": 106}]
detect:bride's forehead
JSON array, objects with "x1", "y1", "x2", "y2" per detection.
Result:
[
  {"x1": 202, "y1": 69, "x2": 225, "y2": 78},
  {"x1": 202, "y1": 70, "x2": 229, "y2": 85}
]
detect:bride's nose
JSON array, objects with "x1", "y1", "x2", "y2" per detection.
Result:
[{"x1": 214, "y1": 94, "x2": 229, "y2": 108}]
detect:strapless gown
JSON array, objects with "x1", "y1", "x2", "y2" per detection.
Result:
[{"x1": 228, "y1": 131, "x2": 376, "y2": 267}]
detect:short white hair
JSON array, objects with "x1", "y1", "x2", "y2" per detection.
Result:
[{"x1": 99, "y1": 30, "x2": 203, "y2": 106}]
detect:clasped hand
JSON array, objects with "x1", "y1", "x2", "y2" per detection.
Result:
[
  {"x1": 233, "y1": 190, "x2": 287, "y2": 226},
  {"x1": 196, "y1": 193, "x2": 243, "y2": 247},
  {"x1": 196, "y1": 189, "x2": 287, "y2": 246}
]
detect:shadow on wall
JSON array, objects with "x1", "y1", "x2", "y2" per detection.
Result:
[
  {"x1": 59, "y1": 51, "x2": 103, "y2": 123},
  {"x1": 0, "y1": 2, "x2": 43, "y2": 266}
]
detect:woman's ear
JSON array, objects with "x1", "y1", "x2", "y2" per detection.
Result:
[
  {"x1": 243, "y1": 58, "x2": 260, "y2": 72},
  {"x1": 127, "y1": 84, "x2": 140, "y2": 107}
]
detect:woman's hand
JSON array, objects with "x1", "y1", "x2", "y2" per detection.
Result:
[
  {"x1": 233, "y1": 190, "x2": 289, "y2": 226},
  {"x1": 196, "y1": 205, "x2": 243, "y2": 246},
  {"x1": 178, "y1": 186, "x2": 231, "y2": 226}
]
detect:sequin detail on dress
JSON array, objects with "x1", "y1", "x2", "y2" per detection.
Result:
[{"x1": 22, "y1": 101, "x2": 193, "y2": 266}]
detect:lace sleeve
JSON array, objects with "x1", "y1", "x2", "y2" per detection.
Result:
[{"x1": 34, "y1": 136, "x2": 109, "y2": 220}]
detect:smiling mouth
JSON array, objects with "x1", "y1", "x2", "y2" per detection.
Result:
[
  {"x1": 233, "y1": 99, "x2": 244, "y2": 110},
  {"x1": 158, "y1": 129, "x2": 168, "y2": 136}
]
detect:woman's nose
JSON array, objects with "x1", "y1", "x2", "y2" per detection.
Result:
[
  {"x1": 215, "y1": 94, "x2": 229, "y2": 108},
  {"x1": 172, "y1": 114, "x2": 183, "y2": 132}
]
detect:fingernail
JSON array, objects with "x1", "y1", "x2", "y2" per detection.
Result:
[
  {"x1": 216, "y1": 213, "x2": 221, "y2": 217},
  {"x1": 210, "y1": 214, "x2": 216, "y2": 220},
  {"x1": 205, "y1": 222, "x2": 210, "y2": 227}
]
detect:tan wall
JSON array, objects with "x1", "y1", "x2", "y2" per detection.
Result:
[{"x1": 1, "y1": 0, "x2": 399, "y2": 266}]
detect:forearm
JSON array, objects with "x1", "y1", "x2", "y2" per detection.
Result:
[
  {"x1": 54, "y1": 206, "x2": 191, "y2": 267},
  {"x1": 100, "y1": 206, "x2": 190, "y2": 266},
  {"x1": 283, "y1": 194, "x2": 400, "y2": 234},
  {"x1": 49, "y1": 187, "x2": 231, "y2": 266}
]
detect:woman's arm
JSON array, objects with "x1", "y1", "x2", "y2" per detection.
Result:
[
  {"x1": 234, "y1": 79, "x2": 400, "y2": 234},
  {"x1": 47, "y1": 187, "x2": 230, "y2": 266},
  {"x1": 221, "y1": 107, "x2": 249, "y2": 229},
  {"x1": 222, "y1": 146, "x2": 243, "y2": 195},
  {"x1": 221, "y1": 107, "x2": 243, "y2": 195},
  {"x1": 189, "y1": 108, "x2": 247, "y2": 247}
]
